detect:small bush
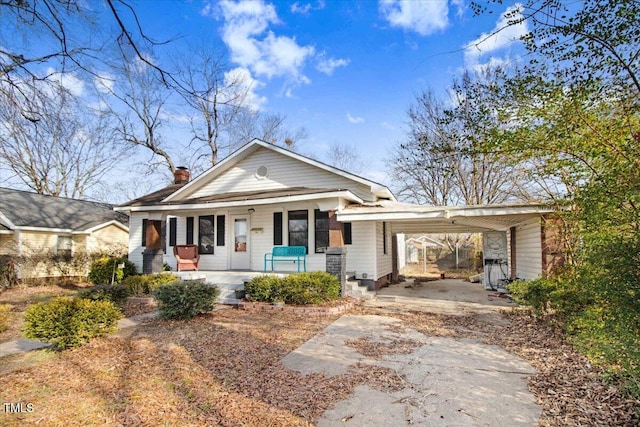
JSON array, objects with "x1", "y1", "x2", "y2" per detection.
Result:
[
  {"x1": 153, "y1": 281, "x2": 220, "y2": 320},
  {"x1": 244, "y1": 275, "x2": 283, "y2": 302},
  {"x1": 79, "y1": 284, "x2": 130, "y2": 306},
  {"x1": 0, "y1": 304, "x2": 12, "y2": 332},
  {"x1": 88, "y1": 256, "x2": 136, "y2": 285},
  {"x1": 123, "y1": 273, "x2": 179, "y2": 296},
  {"x1": 245, "y1": 272, "x2": 341, "y2": 305},
  {"x1": 282, "y1": 271, "x2": 340, "y2": 305},
  {"x1": 23, "y1": 297, "x2": 122, "y2": 350}
]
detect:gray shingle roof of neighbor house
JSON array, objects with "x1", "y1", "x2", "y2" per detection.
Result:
[{"x1": 0, "y1": 187, "x2": 129, "y2": 231}]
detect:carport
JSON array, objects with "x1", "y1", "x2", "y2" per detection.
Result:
[{"x1": 337, "y1": 201, "x2": 558, "y2": 287}]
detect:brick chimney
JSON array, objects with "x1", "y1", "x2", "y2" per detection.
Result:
[{"x1": 174, "y1": 166, "x2": 190, "y2": 185}]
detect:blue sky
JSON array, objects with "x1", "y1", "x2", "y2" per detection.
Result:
[
  {"x1": 123, "y1": 1, "x2": 528, "y2": 186},
  {"x1": 3, "y1": 1, "x2": 529, "y2": 201}
]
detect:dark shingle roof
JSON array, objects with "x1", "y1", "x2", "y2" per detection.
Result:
[{"x1": 0, "y1": 187, "x2": 129, "y2": 231}]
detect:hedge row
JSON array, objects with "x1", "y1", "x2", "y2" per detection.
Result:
[{"x1": 244, "y1": 271, "x2": 340, "y2": 305}]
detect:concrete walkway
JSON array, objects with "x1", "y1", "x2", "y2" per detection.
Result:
[
  {"x1": 283, "y1": 314, "x2": 540, "y2": 426},
  {"x1": 0, "y1": 311, "x2": 159, "y2": 358}
]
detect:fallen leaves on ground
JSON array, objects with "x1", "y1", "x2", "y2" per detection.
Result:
[{"x1": 1, "y1": 304, "x2": 638, "y2": 426}]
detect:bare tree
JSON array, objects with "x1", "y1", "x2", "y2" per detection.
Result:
[
  {"x1": 177, "y1": 48, "x2": 253, "y2": 166},
  {"x1": 325, "y1": 142, "x2": 366, "y2": 174},
  {"x1": 228, "y1": 111, "x2": 308, "y2": 154},
  {"x1": 1, "y1": 0, "x2": 180, "y2": 117},
  {"x1": 103, "y1": 54, "x2": 178, "y2": 176},
  {"x1": 0, "y1": 83, "x2": 124, "y2": 198},
  {"x1": 389, "y1": 69, "x2": 531, "y2": 207}
]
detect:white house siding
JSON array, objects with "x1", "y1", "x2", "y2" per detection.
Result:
[
  {"x1": 514, "y1": 218, "x2": 543, "y2": 280},
  {"x1": 187, "y1": 148, "x2": 373, "y2": 202},
  {"x1": 87, "y1": 225, "x2": 129, "y2": 255},
  {"x1": 376, "y1": 222, "x2": 393, "y2": 280},
  {"x1": 247, "y1": 201, "x2": 330, "y2": 273},
  {"x1": 345, "y1": 221, "x2": 376, "y2": 279},
  {"x1": 162, "y1": 202, "x2": 336, "y2": 273},
  {"x1": 0, "y1": 234, "x2": 16, "y2": 255},
  {"x1": 128, "y1": 212, "x2": 146, "y2": 272}
]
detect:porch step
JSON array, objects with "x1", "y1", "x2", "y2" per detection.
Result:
[{"x1": 344, "y1": 280, "x2": 376, "y2": 300}]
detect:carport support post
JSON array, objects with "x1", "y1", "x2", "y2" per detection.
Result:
[{"x1": 326, "y1": 247, "x2": 347, "y2": 296}]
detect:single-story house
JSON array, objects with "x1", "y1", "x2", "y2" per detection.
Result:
[
  {"x1": 117, "y1": 139, "x2": 560, "y2": 293},
  {"x1": 0, "y1": 187, "x2": 129, "y2": 279}
]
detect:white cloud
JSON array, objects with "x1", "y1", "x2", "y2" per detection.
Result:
[
  {"x1": 217, "y1": 0, "x2": 314, "y2": 85},
  {"x1": 224, "y1": 66, "x2": 267, "y2": 110},
  {"x1": 46, "y1": 68, "x2": 85, "y2": 96},
  {"x1": 347, "y1": 113, "x2": 364, "y2": 124},
  {"x1": 291, "y1": 1, "x2": 325, "y2": 15},
  {"x1": 463, "y1": 4, "x2": 528, "y2": 66},
  {"x1": 316, "y1": 53, "x2": 350, "y2": 75},
  {"x1": 379, "y1": 0, "x2": 449, "y2": 36}
]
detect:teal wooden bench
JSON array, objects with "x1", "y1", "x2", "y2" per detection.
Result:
[{"x1": 264, "y1": 246, "x2": 307, "y2": 272}]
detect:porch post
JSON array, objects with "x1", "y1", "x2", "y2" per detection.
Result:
[{"x1": 326, "y1": 247, "x2": 347, "y2": 296}]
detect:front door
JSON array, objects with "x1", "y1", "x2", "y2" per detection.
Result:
[{"x1": 231, "y1": 216, "x2": 250, "y2": 270}]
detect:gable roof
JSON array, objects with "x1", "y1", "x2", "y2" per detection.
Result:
[
  {"x1": 0, "y1": 187, "x2": 129, "y2": 233},
  {"x1": 164, "y1": 139, "x2": 395, "y2": 203}
]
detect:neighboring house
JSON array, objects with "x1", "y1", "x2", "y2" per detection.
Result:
[
  {"x1": 0, "y1": 188, "x2": 129, "y2": 279},
  {"x1": 117, "y1": 139, "x2": 558, "y2": 291},
  {"x1": 405, "y1": 235, "x2": 446, "y2": 264}
]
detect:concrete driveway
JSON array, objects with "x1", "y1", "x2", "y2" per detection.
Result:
[{"x1": 282, "y1": 314, "x2": 540, "y2": 426}]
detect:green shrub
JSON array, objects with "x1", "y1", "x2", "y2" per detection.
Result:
[
  {"x1": 123, "y1": 273, "x2": 179, "y2": 296},
  {"x1": 23, "y1": 297, "x2": 122, "y2": 350},
  {"x1": 282, "y1": 271, "x2": 340, "y2": 305},
  {"x1": 88, "y1": 256, "x2": 136, "y2": 285},
  {"x1": 79, "y1": 284, "x2": 130, "y2": 306},
  {"x1": 245, "y1": 272, "x2": 341, "y2": 305},
  {"x1": 153, "y1": 281, "x2": 220, "y2": 320},
  {"x1": 245, "y1": 275, "x2": 282, "y2": 302},
  {"x1": 0, "y1": 304, "x2": 11, "y2": 332}
]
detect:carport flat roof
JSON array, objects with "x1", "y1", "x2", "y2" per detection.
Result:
[{"x1": 336, "y1": 201, "x2": 554, "y2": 233}]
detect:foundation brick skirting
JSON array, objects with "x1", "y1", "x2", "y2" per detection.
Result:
[{"x1": 237, "y1": 298, "x2": 360, "y2": 317}]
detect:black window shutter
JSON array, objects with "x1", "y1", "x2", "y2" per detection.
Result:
[
  {"x1": 273, "y1": 212, "x2": 283, "y2": 245},
  {"x1": 169, "y1": 218, "x2": 177, "y2": 246},
  {"x1": 216, "y1": 215, "x2": 225, "y2": 246},
  {"x1": 142, "y1": 219, "x2": 148, "y2": 246},
  {"x1": 344, "y1": 222, "x2": 352, "y2": 245},
  {"x1": 186, "y1": 217, "x2": 194, "y2": 245}
]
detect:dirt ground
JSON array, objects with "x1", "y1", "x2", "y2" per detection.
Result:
[{"x1": 1, "y1": 284, "x2": 639, "y2": 426}]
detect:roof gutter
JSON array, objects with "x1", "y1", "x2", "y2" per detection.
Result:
[{"x1": 116, "y1": 190, "x2": 364, "y2": 213}]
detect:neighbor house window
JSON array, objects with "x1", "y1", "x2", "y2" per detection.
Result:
[
  {"x1": 57, "y1": 235, "x2": 72, "y2": 259},
  {"x1": 344, "y1": 222, "x2": 353, "y2": 245},
  {"x1": 288, "y1": 210, "x2": 308, "y2": 253},
  {"x1": 169, "y1": 217, "x2": 177, "y2": 246},
  {"x1": 199, "y1": 215, "x2": 215, "y2": 254},
  {"x1": 186, "y1": 217, "x2": 194, "y2": 244},
  {"x1": 314, "y1": 209, "x2": 329, "y2": 253}
]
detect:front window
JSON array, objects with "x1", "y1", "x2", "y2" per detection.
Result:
[
  {"x1": 288, "y1": 210, "x2": 308, "y2": 253},
  {"x1": 199, "y1": 215, "x2": 215, "y2": 254},
  {"x1": 314, "y1": 209, "x2": 329, "y2": 253},
  {"x1": 57, "y1": 235, "x2": 72, "y2": 259}
]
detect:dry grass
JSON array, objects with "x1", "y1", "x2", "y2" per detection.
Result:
[{"x1": 1, "y1": 289, "x2": 639, "y2": 426}]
